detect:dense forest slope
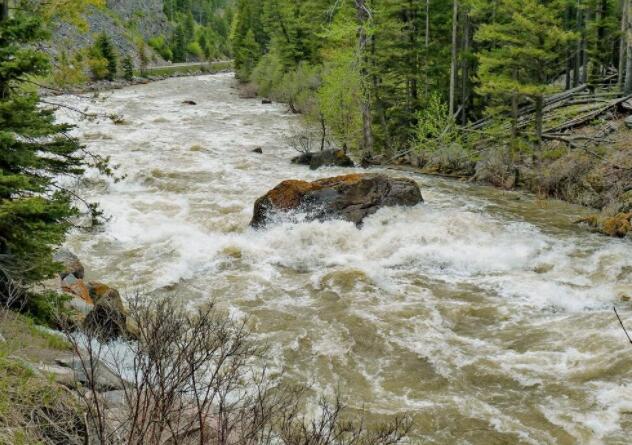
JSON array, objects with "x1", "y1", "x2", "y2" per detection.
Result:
[{"x1": 230, "y1": 0, "x2": 632, "y2": 237}]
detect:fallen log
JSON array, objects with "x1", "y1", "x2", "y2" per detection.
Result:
[{"x1": 544, "y1": 94, "x2": 632, "y2": 133}]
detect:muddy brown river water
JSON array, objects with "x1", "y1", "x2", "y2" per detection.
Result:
[{"x1": 58, "y1": 73, "x2": 632, "y2": 444}]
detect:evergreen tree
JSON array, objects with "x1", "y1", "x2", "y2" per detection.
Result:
[
  {"x1": 122, "y1": 54, "x2": 134, "y2": 80},
  {"x1": 95, "y1": 32, "x2": 118, "y2": 80},
  {"x1": 172, "y1": 22, "x2": 188, "y2": 62},
  {"x1": 474, "y1": 0, "x2": 575, "y2": 142},
  {"x1": 0, "y1": 9, "x2": 90, "y2": 298}
]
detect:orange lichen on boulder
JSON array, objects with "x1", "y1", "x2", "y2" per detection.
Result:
[
  {"x1": 266, "y1": 180, "x2": 319, "y2": 209},
  {"x1": 251, "y1": 173, "x2": 423, "y2": 228},
  {"x1": 265, "y1": 174, "x2": 367, "y2": 209}
]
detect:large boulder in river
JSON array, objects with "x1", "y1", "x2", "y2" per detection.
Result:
[
  {"x1": 250, "y1": 173, "x2": 423, "y2": 227},
  {"x1": 291, "y1": 149, "x2": 354, "y2": 170}
]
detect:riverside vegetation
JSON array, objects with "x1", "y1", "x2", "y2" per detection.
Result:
[
  {"x1": 231, "y1": 0, "x2": 632, "y2": 237},
  {"x1": 1, "y1": 0, "x2": 632, "y2": 443}
]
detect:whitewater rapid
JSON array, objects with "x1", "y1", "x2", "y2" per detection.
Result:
[{"x1": 58, "y1": 73, "x2": 632, "y2": 444}]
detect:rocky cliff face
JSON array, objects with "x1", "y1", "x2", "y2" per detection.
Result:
[
  {"x1": 47, "y1": 0, "x2": 170, "y2": 64},
  {"x1": 106, "y1": 0, "x2": 170, "y2": 40}
]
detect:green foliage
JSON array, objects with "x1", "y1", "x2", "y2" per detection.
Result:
[
  {"x1": 475, "y1": 0, "x2": 576, "y2": 106},
  {"x1": 92, "y1": 32, "x2": 118, "y2": 80},
  {"x1": 162, "y1": 0, "x2": 233, "y2": 62},
  {"x1": 0, "y1": 8, "x2": 100, "y2": 317},
  {"x1": 122, "y1": 54, "x2": 134, "y2": 80},
  {"x1": 413, "y1": 93, "x2": 461, "y2": 153},
  {"x1": 51, "y1": 49, "x2": 87, "y2": 87},
  {"x1": 88, "y1": 55, "x2": 109, "y2": 80},
  {"x1": 235, "y1": 28, "x2": 260, "y2": 79},
  {"x1": 22, "y1": 291, "x2": 72, "y2": 328},
  {"x1": 148, "y1": 35, "x2": 173, "y2": 61}
]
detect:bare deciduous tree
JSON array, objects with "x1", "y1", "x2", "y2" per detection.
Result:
[{"x1": 63, "y1": 294, "x2": 413, "y2": 445}]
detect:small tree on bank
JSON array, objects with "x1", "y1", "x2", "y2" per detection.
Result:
[
  {"x1": 94, "y1": 32, "x2": 118, "y2": 80},
  {"x1": 122, "y1": 54, "x2": 134, "y2": 80}
]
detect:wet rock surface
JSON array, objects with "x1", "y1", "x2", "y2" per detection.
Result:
[
  {"x1": 251, "y1": 173, "x2": 423, "y2": 227},
  {"x1": 291, "y1": 149, "x2": 355, "y2": 170}
]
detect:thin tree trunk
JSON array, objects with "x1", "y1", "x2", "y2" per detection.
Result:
[
  {"x1": 565, "y1": 5, "x2": 572, "y2": 90},
  {"x1": 535, "y1": 94, "x2": 544, "y2": 147},
  {"x1": 320, "y1": 113, "x2": 326, "y2": 151},
  {"x1": 582, "y1": 8, "x2": 590, "y2": 84},
  {"x1": 1, "y1": 0, "x2": 8, "y2": 21},
  {"x1": 355, "y1": 0, "x2": 374, "y2": 157},
  {"x1": 461, "y1": 11, "x2": 470, "y2": 125},
  {"x1": 424, "y1": 0, "x2": 430, "y2": 97},
  {"x1": 619, "y1": 0, "x2": 629, "y2": 90},
  {"x1": 625, "y1": 0, "x2": 632, "y2": 93},
  {"x1": 449, "y1": 0, "x2": 459, "y2": 117},
  {"x1": 511, "y1": 93, "x2": 519, "y2": 141},
  {"x1": 574, "y1": 1, "x2": 582, "y2": 87}
]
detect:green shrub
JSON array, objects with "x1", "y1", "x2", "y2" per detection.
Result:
[
  {"x1": 23, "y1": 291, "x2": 71, "y2": 328},
  {"x1": 148, "y1": 35, "x2": 173, "y2": 61},
  {"x1": 51, "y1": 50, "x2": 87, "y2": 87},
  {"x1": 251, "y1": 49, "x2": 285, "y2": 97},
  {"x1": 88, "y1": 56, "x2": 109, "y2": 80},
  {"x1": 186, "y1": 41, "x2": 204, "y2": 59},
  {"x1": 413, "y1": 92, "x2": 461, "y2": 154}
]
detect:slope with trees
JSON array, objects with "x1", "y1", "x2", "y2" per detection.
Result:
[{"x1": 231, "y1": 0, "x2": 632, "y2": 236}]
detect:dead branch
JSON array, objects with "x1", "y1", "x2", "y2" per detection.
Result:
[{"x1": 614, "y1": 307, "x2": 632, "y2": 345}]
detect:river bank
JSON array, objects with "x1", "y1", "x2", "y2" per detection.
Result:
[
  {"x1": 41, "y1": 61, "x2": 233, "y2": 97},
  {"x1": 391, "y1": 117, "x2": 632, "y2": 238}
]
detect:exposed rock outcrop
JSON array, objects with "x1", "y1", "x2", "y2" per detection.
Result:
[
  {"x1": 54, "y1": 248, "x2": 85, "y2": 280},
  {"x1": 291, "y1": 149, "x2": 355, "y2": 170},
  {"x1": 251, "y1": 173, "x2": 423, "y2": 228},
  {"x1": 55, "y1": 253, "x2": 136, "y2": 341},
  {"x1": 83, "y1": 282, "x2": 136, "y2": 341}
]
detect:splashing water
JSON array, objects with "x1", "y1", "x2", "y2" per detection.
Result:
[{"x1": 57, "y1": 74, "x2": 632, "y2": 444}]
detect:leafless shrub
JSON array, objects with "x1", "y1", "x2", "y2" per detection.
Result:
[
  {"x1": 285, "y1": 126, "x2": 334, "y2": 154},
  {"x1": 0, "y1": 257, "x2": 26, "y2": 313},
  {"x1": 63, "y1": 294, "x2": 412, "y2": 445}
]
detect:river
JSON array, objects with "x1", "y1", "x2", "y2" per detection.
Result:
[{"x1": 57, "y1": 73, "x2": 632, "y2": 444}]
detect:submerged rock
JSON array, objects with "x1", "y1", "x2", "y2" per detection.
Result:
[
  {"x1": 291, "y1": 149, "x2": 354, "y2": 170},
  {"x1": 250, "y1": 173, "x2": 423, "y2": 228},
  {"x1": 252, "y1": 147, "x2": 263, "y2": 154}
]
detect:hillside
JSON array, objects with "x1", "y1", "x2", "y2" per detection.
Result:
[{"x1": 41, "y1": 0, "x2": 233, "y2": 88}]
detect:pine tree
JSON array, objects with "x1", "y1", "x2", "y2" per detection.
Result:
[
  {"x1": 172, "y1": 22, "x2": 188, "y2": 62},
  {"x1": 122, "y1": 54, "x2": 134, "y2": 80},
  {"x1": 0, "y1": 8, "x2": 89, "y2": 296},
  {"x1": 475, "y1": 0, "x2": 576, "y2": 143},
  {"x1": 95, "y1": 32, "x2": 118, "y2": 81}
]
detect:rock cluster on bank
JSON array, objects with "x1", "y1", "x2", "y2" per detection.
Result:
[
  {"x1": 54, "y1": 249, "x2": 136, "y2": 341},
  {"x1": 251, "y1": 173, "x2": 423, "y2": 228},
  {"x1": 291, "y1": 149, "x2": 355, "y2": 170}
]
